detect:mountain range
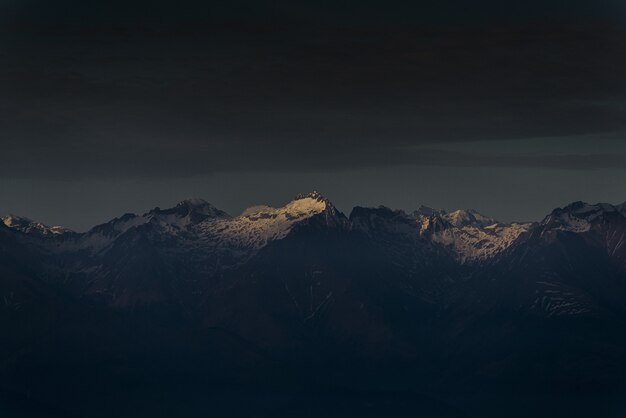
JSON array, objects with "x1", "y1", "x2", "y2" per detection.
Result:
[{"x1": 2, "y1": 192, "x2": 626, "y2": 417}]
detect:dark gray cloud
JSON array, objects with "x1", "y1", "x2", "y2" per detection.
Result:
[
  {"x1": 2, "y1": 25, "x2": 626, "y2": 179},
  {"x1": 1, "y1": 2, "x2": 626, "y2": 228}
]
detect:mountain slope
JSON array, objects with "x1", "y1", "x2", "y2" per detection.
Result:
[
  {"x1": 2, "y1": 215, "x2": 73, "y2": 236},
  {"x1": 3, "y1": 195, "x2": 626, "y2": 417}
]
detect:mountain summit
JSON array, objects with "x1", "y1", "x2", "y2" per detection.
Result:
[
  {"x1": 442, "y1": 208, "x2": 497, "y2": 228},
  {"x1": 150, "y1": 198, "x2": 230, "y2": 222}
]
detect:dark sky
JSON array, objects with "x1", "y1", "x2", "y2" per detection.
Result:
[{"x1": 1, "y1": 0, "x2": 626, "y2": 230}]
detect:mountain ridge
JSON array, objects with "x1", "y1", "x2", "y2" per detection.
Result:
[
  {"x1": 3, "y1": 193, "x2": 626, "y2": 417},
  {"x1": 6, "y1": 193, "x2": 626, "y2": 265},
  {"x1": 8, "y1": 193, "x2": 624, "y2": 237}
]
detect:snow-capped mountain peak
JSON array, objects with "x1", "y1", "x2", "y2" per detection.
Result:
[
  {"x1": 194, "y1": 192, "x2": 346, "y2": 256},
  {"x1": 350, "y1": 205, "x2": 528, "y2": 263},
  {"x1": 237, "y1": 196, "x2": 328, "y2": 224},
  {"x1": 413, "y1": 205, "x2": 444, "y2": 217},
  {"x1": 1, "y1": 215, "x2": 73, "y2": 236},
  {"x1": 411, "y1": 208, "x2": 529, "y2": 263},
  {"x1": 443, "y1": 209, "x2": 498, "y2": 228},
  {"x1": 175, "y1": 198, "x2": 225, "y2": 214},
  {"x1": 294, "y1": 190, "x2": 325, "y2": 200},
  {"x1": 541, "y1": 201, "x2": 623, "y2": 233},
  {"x1": 178, "y1": 197, "x2": 209, "y2": 207},
  {"x1": 148, "y1": 198, "x2": 230, "y2": 226}
]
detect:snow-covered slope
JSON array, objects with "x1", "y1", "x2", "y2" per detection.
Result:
[
  {"x1": 531, "y1": 201, "x2": 626, "y2": 272},
  {"x1": 34, "y1": 192, "x2": 344, "y2": 270},
  {"x1": 193, "y1": 191, "x2": 345, "y2": 255},
  {"x1": 541, "y1": 201, "x2": 622, "y2": 233},
  {"x1": 442, "y1": 209, "x2": 497, "y2": 228},
  {"x1": 352, "y1": 205, "x2": 530, "y2": 263},
  {"x1": 413, "y1": 207, "x2": 530, "y2": 262},
  {"x1": 1, "y1": 215, "x2": 73, "y2": 236},
  {"x1": 50, "y1": 198, "x2": 229, "y2": 253},
  {"x1": 429, "y1": 221, "x2": 532, "y2": 263},
  {"x1": 350, "y1": 206, "x2": 532, "y2": 263},
  {"x1": 476, "y1": 201, "x2": 626, "y2": 318}
]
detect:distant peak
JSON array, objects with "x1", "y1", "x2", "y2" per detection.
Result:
[
  {"x1": 546, "y1": 201, "x2": 619, "y2": 226},
  {"x1": 552, "y1": 201, "x2": 617, "y2": 217},
  {"x1": 294, "y1": 191, "x2": 326, "y2": 202},
  {"x1": 176, "y1": 198, "x2": 211, "y2": 208},
  {"x1": 2, "y1": 214, "x2": 73, "y2": 236},
  {"x1": 414, "y1": 205, "x2": 445, "y2": 217},
  {"x1": 148, "y1": 198, "x2": 230, "y2": 221},
  {"x1": 2, "y1": 214, "x2": 32, "y2": 224},
  {"x1": 292, "y1": 191, "x2": 341, "y2": 214},
  {"x1": 443, "y1": 208, "x2": 498, "y2": 228}
]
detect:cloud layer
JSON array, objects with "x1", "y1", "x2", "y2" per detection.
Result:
[{"x1": 2, "y1": 25, "x2": 625, "y2": 179}]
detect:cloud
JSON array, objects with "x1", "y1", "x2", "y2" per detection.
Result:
[{"x1": 1, "y1": 24, "x2": 625, "y2": 179}]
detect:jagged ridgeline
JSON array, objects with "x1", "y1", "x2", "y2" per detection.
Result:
[{"x1": 2, "y1": 193, "x2": 626, "y2": 417}]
